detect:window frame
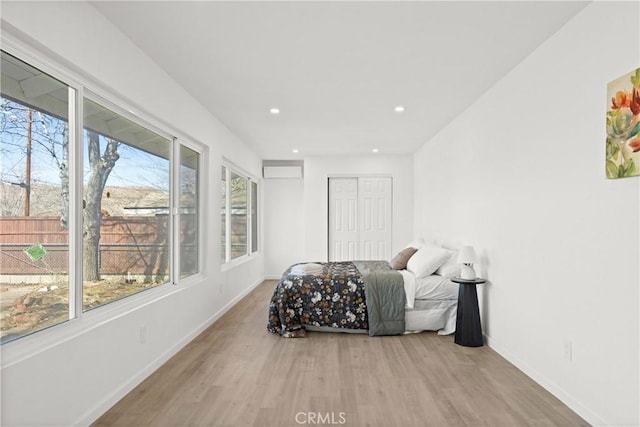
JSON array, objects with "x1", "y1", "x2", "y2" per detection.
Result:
[
  {"x1": 0, "y1": 34, "x2": 205, "y2": 356},
  {"x1": 175, "y1": 140, "x2": 205, "y2": 281},
  {"x1": 81, "y1": 90, "x2": 175, "y2": 306},
  {"x1": 220, "y1": 161, "x2": 259, "y2": 269},
  {"x1": 250, "y1": 180, "x2": 259, "y2": 254}
]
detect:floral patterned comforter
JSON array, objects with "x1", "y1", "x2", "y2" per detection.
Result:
[{"x1": 267, "y1": 261, "x2": 392, "y2": 337}]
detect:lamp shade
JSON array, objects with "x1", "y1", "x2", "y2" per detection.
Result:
[{"x1": 457, "y1": 245, "x2": 477, "y2": 264}]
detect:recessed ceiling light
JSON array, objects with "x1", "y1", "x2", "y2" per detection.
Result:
[
  {"x1": 292, "y1": 149, "x2": 299, "y2": 153},
  {"x1": 394, "y1": 105, "x2": 405, "y2": 113},
  {"x1": 372, "y1": 148, "x2": 379, "y2": 153},
  {"x1": 270, "y1": 107, "x2": 280, "y2": 115}
]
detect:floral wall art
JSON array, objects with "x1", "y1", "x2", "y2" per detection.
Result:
[{"x1": 606, "y1": 67, "x2": 640, "y2": 179}]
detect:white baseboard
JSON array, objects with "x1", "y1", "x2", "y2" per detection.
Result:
[
  {"x1": 264, "y1": 275, "x2": 281, "y2": 280},
  {"x1": 76, "y1": 277, "x2": 265, "y2": 426},
  {"x1": 484, "y1": 334, "x2": 606, "y2": 427}
]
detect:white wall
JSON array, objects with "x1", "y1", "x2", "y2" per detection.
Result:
[
  {"x1": 263, "y1": 155, "x2": 413, "y2": 277},
  {"x1": 303, "y1": 155, "x2": 414, "y2": 263},
  {"x1": 1, "y1": 2, "x2": 264, "y2": 426},
  {"x1": 263, "y1": 178, "x2": 305, "y2": 277},
  {"x1": 413, "y1": 2, "x2": 639, "y2": 426}
]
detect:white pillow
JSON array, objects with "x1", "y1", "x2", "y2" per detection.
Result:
[
  {"x1": 406, "y1": 245, "x2": 451, "y2": 278},
  {"x1": 434, "y1": 250, "x2": 461, "y2": 278}
]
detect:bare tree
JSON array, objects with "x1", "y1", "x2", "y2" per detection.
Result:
[
  {"x1": 1, "y1": 99, "x2": 32, "y2": 215},
  {"x1": 83, "y1": 130, "x2": 119, "y2": 281},
  {"x1": 2, "y1": 98, "x2": 122, "y2": 281},
  {"x1": 31, "y1": 108, "x2": 69, "y2": 228},
  {"x1": 59, "y1": 126, "x2": 69, "y2": 228},
  {"x1": 1, "y1": 98, "x2": 69, "y2": 225}
]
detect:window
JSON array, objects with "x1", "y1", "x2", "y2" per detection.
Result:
[
  {"x1": 179, "y1": 145, "x2": 199, "y2": 279},
  {"x1": 0, "y1": 51, "x2": 71, "y2": 341},
  {"x1": 220, "y1": 166, "x2": 227, "y2": 263},
  {"x1": 230, "y1": 170, "x2": 247, "y2": 259},
  {"x1": 221, "y1": 165, "x2": 258, "y2": 263},
  {"x1": 251, "y1": 180, "x2": 258, "y2": 253},
  {"x1": 0, "y1": 50, "x2": 202, "y2": 343},
  {"x1": 82, "y1": 98, "x2": 171, "y2": 311}
]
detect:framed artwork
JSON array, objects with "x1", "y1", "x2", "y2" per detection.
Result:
[{"x1": 606, "y1": 67, "x2": 640, "y2": 179}]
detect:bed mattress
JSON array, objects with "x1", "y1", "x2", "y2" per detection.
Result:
[
  {"x1": 405, "y1": 298, "x2": 457, "y2": 335},
  {"x1": 306, "y1": 299, "x2": 457, "y2": 336}
]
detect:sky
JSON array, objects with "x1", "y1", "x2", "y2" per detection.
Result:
[{"x1": 1, "y1": 98, "x2": 169, "y2": 191}]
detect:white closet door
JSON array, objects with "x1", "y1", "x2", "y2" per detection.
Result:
[
  {"x1": 358, "y1": 177, "x2": 392, "y2": 260},
  {"x1": 328, "y1": 177, "x2": 392, "y2": 262},
  {"x1": 328, "y1": 178, "x2": 358, "y2": 261}
]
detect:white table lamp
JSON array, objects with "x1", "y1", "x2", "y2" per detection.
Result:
[{"x1": 457, "y1": 245, "x2": 477, "y2": 280}]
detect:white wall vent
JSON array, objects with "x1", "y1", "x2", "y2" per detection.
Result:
[{"x1": 263, "y1": 160, "x2": 303, "y2": 179}]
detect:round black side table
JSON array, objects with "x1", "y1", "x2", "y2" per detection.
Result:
[{"x1": 451, "y1": 277, "x2": 486, "y2": 347}]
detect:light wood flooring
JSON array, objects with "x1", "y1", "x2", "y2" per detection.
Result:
[{"x1": 93, "y1": 280, "x2": 589, "y2": 427}]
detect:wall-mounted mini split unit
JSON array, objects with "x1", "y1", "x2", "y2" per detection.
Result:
[{"x1": 263, "y1": 160, "x2": 304, "y2": 179}]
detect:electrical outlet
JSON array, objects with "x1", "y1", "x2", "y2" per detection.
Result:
[
  {"x1": 564, "y1": 340, "x2": 572, "y2": 361},
  {"x1": 139, "y1": 325, "x2": 147, "y2": 344}
]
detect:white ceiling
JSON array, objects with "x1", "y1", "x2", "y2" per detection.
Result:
[{"x1": 92, "y1": 1, "x2": 588, "y2": 159}]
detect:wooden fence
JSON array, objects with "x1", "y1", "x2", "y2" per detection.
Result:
[{"x1": 0, "y1": 216, "x2": 173, "y2": 277}]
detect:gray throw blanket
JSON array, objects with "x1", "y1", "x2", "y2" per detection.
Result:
[{"x1": 354, "y1": 261, "x2": 406, "y2": 336}]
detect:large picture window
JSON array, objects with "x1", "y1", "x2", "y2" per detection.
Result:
[
  {"x1": 82, "y1": 98, "x2": 171, "y2": 311},
  {"x1": 221, "y1": 165, "x2": 258, "y2": 263},
  {"x1": 0, "y1": 50, "x2": 202, "y2": 343},
  {"x1": 0, "y1": 51, "x2": 71, "y2": 340}
]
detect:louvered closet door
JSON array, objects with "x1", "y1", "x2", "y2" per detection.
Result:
[
  {"x1": 328, "y1": 177, "x2": 392, "y2": 262},
  {"x1": 328, "y1": 178, "x2": 358, "y2": 261}
]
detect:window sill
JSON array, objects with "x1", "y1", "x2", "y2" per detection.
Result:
[
  {"x1": 221, "y1": 251, "x2": 260, "y2": 272},
  {"x1": 0, "y1": 277, "x2": 197, "y2": 369}
]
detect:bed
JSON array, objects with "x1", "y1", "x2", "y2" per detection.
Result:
[{"x1": 267, "y1": 245, "x2": 460, "y2": 338}]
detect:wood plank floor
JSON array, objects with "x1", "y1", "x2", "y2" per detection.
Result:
[{"x1": 93, "y1": 280, "x2": 589, "y2": 427}]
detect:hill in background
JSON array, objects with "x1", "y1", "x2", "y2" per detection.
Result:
[{"x1": 0, "y1": 182, "x2": 169, "y2": 217}]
